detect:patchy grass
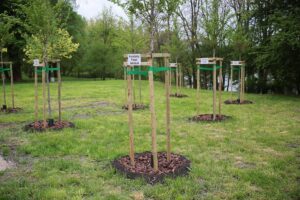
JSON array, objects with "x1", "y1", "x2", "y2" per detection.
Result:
[{"x1": 0, "y1": 79, "x2": 299, "y2": 200}]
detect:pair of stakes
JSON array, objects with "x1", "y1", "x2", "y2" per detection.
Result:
[
  {"x1": 0, "y1": 61, "x2": 16, "y2": 111},
  {"x1": 169, "y1": 63, "x2": 184, "y2": 96},
  {"x1": 196, "y1": 57, "x2": 224, "y2": 120},
  {"x1": 124, "y1": 53, "x2": 172, "y2": 172},
  {"x1": 195, "y1": 58, "x2": 247, "y2": 119},
  {"x1": 230, "y1": 61, "x2": 246, "y2": 102},
  {"x1": 33, "y1": 60, "x2": 62, "y2": 128}
]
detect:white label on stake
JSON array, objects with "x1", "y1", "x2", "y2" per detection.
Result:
[
  {"x1": 33, "y1": 59, "x2": 40, "y2": 66},
  {"x1": 170, "y1": 63, "x2": 177, "y2": 67},
  {"x1": 200, "y1": 58, "x2": 209, "y2": 64},
  {"x1": 231, "y1": 61, "x2": 241, "y2": 65},
  {"x1": 128, "y1": 54, "x2": 141, "y2": 66}
]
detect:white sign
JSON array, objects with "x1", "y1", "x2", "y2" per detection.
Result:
[
  {"x1": 200, "y1": 58, "x2": 209, "y2": 64},
  {"x1": 128, "y1": 54, "x2": 141, "y2": 66},
  {"x1": 33, "y1": 59, "x2": 40, "y2": 66},
  {"x1": 231, "y1": 61, "x2": 241, "y2": 65},
  {"x1": 170, "y1": 63, "x2": 177, "y2": 67}
]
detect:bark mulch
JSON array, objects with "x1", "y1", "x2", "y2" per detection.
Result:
[
  {"x1": 0, "y1": 107, "x2": 22, "y2": 113},
  {"x1": 122, "y1": 104, "x2": 147, "y2": 110},
  {"x1": 224, "y1": 99, "x2": 253, "y2": 104},
  {"x1": 24, "y1": 120, "x2": 75, "y2": 132},
  {"x1": 190, "y1": 114, "x2": 230, "y2": 122},
  {"x1": 113, "y1": 151, "x2": 191, "y2": 184},
  {"x1": 170, "y1": 93, "x2": 188, "y2": 98}
]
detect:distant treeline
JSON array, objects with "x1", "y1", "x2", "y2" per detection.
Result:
[{"x1": 0, "y1": 0, "x2": 299, "y2": 95}]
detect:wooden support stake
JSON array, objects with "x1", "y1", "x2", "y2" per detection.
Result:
[
  {"x1": 169, "y1": 67, "x2": 172, "y2": 95},
  {"x1": 148, "y1": 57, "x2": 158, "y2": 171},
  {"x1": 1, "y1": 52, "x2": 6, "y2": 108},
  {"x1": 133, "y1": 73, "x2": 136, "y2": 104},
  {"x1": 10, "y1": 63, "x2": 15, "y2": 108},
  {"x1": 239, "y1": 66, "x2": 242, "y2": 102},
  {"x1": 179, "y1": 65, "x2": 182, "y2": 94},
  {"x1": 218, "y1": 61, "x2": 222, "y2": 115},
  {"x1": 46, "y1": 64, "x2": 52, "y2": 118},
  {"x1": 34, "y1": 66, "x2": 38, "y2": 123},
  {"x1": 230, "y1": 65, "x2": 233, "y2": 101},
  {"x1": 241, "y1": 65, "x2": 243, "y2": 102},
  {"x1": 196, "y1": 67, "x2": 200, "y2": 114},
  {"x1": 164, "y1": 58, "x2": 171, "y2": 162},
  {"x1": 139, "y1": 66, "x2": 142, "y2": 104},
  {"x1": 57, "y1": 62, "x2": 62, "y2": 122},
  {"x1": 176, "y1": 66, "x2": 179, "y2": 95},
  {"x1": 213, "y1": 63, "x2": 217, "y2": 120},
  {"x1": 2, "y1": 71, "x2": 6, "y2": 107},
  {"x1": 242, "y1": 65, "x2": 245, "y2": 102},
  {"x1": 124, "y1": 67, "x2": 127, "y2": 105},
  {"x1": 127, "y1": 67, "x2": 135, "y2": 166},
  {"x1": 42, "y1": 69, "x2": 47, "y2": 128}
]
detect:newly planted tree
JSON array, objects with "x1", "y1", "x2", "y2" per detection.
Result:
[
  {"x1": 0, "y1": 15, "x2": 14, "y2": 109},
  {"x1": 23, "y1": 0, "x2": 78, "y2": 129}
]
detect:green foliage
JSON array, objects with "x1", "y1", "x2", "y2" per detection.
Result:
[
  {"x1": 75, "y1": 8, "x2": 148, "y2": 79},
  {"x1": 200, "y1": 0, "x2": 232, "y2": 53},
  {"x1": 24, "y1": 28, "x2": 79, "y2": 62},
  {"x1": 22, "y1": 0, "x2": 79, "y2": 63},
  {"x1": 0, "y1": 14, "x2": 15, "y2": 49}
]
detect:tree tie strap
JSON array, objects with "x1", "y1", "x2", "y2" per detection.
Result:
[
  {"x1": 148, "y1": 66, "x2": 172, "y2": 73},
  {"x1": 198, "y1": 65, "x2": 223, "y2": 71},
  {"x1": 127, "y1": 68, "x2": 148, "y2": 76},
  {"x1": 35, "y1": 66, "x2": 60, "y2": 73},
  {"x1": 0, "y1": 68, "x2": 11, "y2": 72},
  {"x1": 126, "y1": 66, "x2": 173, "y2": 75},
  {"x1": 232, "y1": 66, "x2": 241, "y2": 71}
]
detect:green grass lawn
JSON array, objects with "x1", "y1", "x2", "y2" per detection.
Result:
[{"x1": 0, "y1": 80, "x2": 299, "y2": 200}]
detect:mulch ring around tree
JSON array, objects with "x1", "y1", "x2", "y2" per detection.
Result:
[
  {"x1": 24, "y1": 120, "x2": 75, "y2": 132},
  {"x1": 122, "y1": 104, "x2": 147, "y2": 110},
  {"x1": 0, "y1": 107, "x2": 22, "y2": 113},
  {"x1": 113, "y1": 151, "x2": 191, "y2": 184},
  {"x1": 190, "y1": 114, "x2": 230, "y2": 122},
  {"x1": 170, "y1": 93, "x2": 188, "y2": 98},
  {"x1": 224, "y1": 99, "x2": 253, "y2": 104}
]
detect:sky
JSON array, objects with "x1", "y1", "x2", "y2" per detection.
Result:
[{"x1": 76, "y1": 0, "x2": 128, "y2": 20}]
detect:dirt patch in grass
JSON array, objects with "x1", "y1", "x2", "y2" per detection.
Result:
[
  {"x1": 72, "y1": 113, "x2": 92, "y2": 119},
  {"x1": 0, "y1": 122, "x2": 20, "y2": 129},
  {"x1": 0, "y1": 155, "x2": 16, "y2": 171},
  {"x1": 234, "y1": 157, "x2": 256, "y2": 169},
  {"x1": 190, "y1": 114, "x2": 230, "y2": 122},
  {"x1": 234, "y1": 160, "x2": 256, "y2": 169},
  {"x1": 170, "y1": 93, "x2": 188, "y2": 98},
  {"x1": 131, "y1": 191, "x2": 144, "y2": 200},
  {"x1": 0, "y1": 107, "x2": 22, "y2": 113},
  {"x1": 24, "y1": 120, "x2": 75, "y2": 132},
  {"x1": 286, "y1": 143, "x2": 300, "y2": 148},
  {"x1": 90, "y1": 101, "x2": 112, "y2": 107},
  {"x1": 122, "y1": 104, "x2": 147, "y2": 110},
  {"x1": 224, "y1": 99, "x2": 253, "y2": 104},
  {"x1": 113, "y1": 151, "x2": 191, "y2": 184},
  {"x1": 64, "y1": 101, "x2": 114, "y2": 110},
  {"x1": 95, "y1": 110, "x2": 124, "y2": 116}
]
